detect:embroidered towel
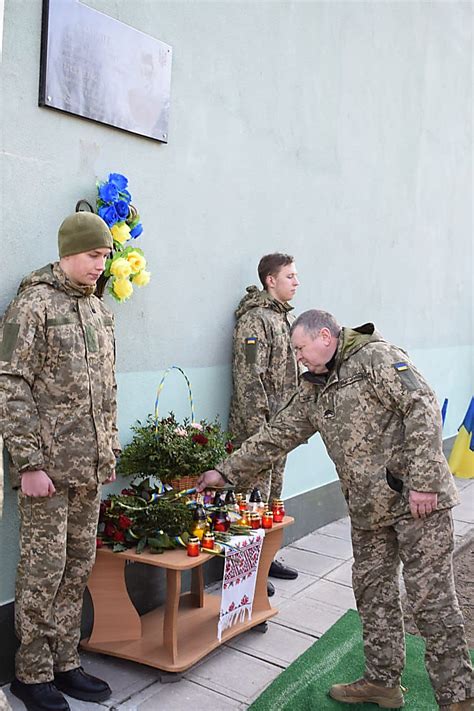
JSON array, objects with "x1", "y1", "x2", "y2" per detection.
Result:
[{"x1": 218, "y1": 530, "x2": 264, "y2": 641}]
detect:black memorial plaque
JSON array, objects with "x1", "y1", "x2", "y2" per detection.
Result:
[{"x1": 39, "y1": 0, "x2": 172, "y2": 142}]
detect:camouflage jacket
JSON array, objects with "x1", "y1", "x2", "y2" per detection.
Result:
[
  {"x1": 228, "y1": 285, "x2": 299, "y2": 444},
  {"x1": 218, "y1": 323, "x2": 459, "y2": 529},
  {"x1": 0, "y1": 263, "x2": 120, "y2": 488}
]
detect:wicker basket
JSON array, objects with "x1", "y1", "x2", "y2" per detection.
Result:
[
  {"x1": 169, "y1": 475, "x2": 199, "y2": 491},
  {"x1": 154, "y1": 366, "x2": 198, "y2": 491}
]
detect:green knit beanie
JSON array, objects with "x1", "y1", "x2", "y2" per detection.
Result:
[{"x1": 58, "y1": 212, "x2": 113, "y2": 258}]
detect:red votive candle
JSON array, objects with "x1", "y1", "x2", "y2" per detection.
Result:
[
  {"x1": 250, "y1": 512, "x2": 261, "y2": 529},
  {"x1": 272, "y1": 499, "x2": 285, "y2": 523},
  {"x1": 202, "y1": 532, "x2": 215, "y2": 550},
  {"x1": 187, "y1": 536, "x2": 200, "y2": 557},
  {"x1": 262, "y1": 511, "x2": 273, "y2": 529}
]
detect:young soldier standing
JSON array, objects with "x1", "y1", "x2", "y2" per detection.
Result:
[
  {"x1": 0, "y1": 212, "x2": 120, "y2": 711},
  {"x1": 229, "y1": 253, "x2": 300, "y2": 591}
]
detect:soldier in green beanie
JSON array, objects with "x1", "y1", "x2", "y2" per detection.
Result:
[{"x1": 0, "y1": 211, "x2": 119, "y2": 711}]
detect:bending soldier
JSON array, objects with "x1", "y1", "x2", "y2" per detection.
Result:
[{"x1": 198, "y1": 309, "x2": 473, "y2": 711}]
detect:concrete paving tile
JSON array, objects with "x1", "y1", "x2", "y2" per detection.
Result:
[
  {"x1": 78, "y1": 652, "x2": 159, "y2": 706},
  {"x1": 316, "y1": 517, "x2": 352, "y2": 541},
  {"x1": 185, "y1": 646, "x2": 281, "y2": 704},
  {"x1": 454, "y1": 519, "x2": 472, "y2": 538},
  {"x1": 290, "y1": 531, "x2": 353, "y2": 560},
  {"x1": 117, "y1": 677, "x2": 242, "y2": 710},
  {"x1": 268, "y1": 571, "x2": 316, "y2": 599},
  {"x1": 272, "y1": 546, "x2": 342, "y2": 578},
  {"x1": 454, "y1": 478, "x2": 474, "y2": 491},
  {"x1": 226, "y1": 620, "x2": 315, "y2": 667},
  {"x1": 324, "y1": 559, "x2": 354, "y2": 587},
  {"x1": 453, "y1": 495, "x2": 474, "y2": 524},
  {"x1": 274, "y1": 596, "x2": 345, "y2": 636},
  {"x1": 298, "y1": 578, "x2": 356, "y2": 611}
]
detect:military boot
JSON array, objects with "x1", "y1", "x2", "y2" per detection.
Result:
[
  {"x1": 54, "y1": 667, "x2": 111, "y2": 702},
  {"x1": 329, "y1": 678, "x2": 404, "y2": 708},
  {"x1": 10, "y1": 679, "x2": 70, "y2": 711},
  {"x1": 439, "y1": 699, "x2": 474, "y2": 710}
]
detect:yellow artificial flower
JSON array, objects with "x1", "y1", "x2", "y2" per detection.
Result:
[
  {"x1": 112, "y1": 278, "x2": 133, "y2": 301},
  {"x1": 132, "y1": 270, "x2": 151, "y2": 287},
  {"x1": 111, "y1": 222, "x2": 131, "y2": 245},
  {"x1": 126, "y1": 251, "x2": 147, "y2": 274},
  {"x1": 110, "y1": 258, "x2": 132, "y2": 279}
]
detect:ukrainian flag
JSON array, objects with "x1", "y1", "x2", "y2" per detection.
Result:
[{"x1": 448, "y1": 397, "x2": 474, "y2": 478}]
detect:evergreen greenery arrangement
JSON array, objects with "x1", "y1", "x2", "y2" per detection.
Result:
[{"x1": 116, "y1": 413, "x2": 233, "y2": 485}]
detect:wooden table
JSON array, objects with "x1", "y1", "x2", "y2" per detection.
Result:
[{"x1": 81, "y1": 516, "x2": 293, "y2": 672}]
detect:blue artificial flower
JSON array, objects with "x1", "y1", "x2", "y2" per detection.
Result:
[
  {"x1": 130, "y1": 223, "x2": 143, "y2": 239},
  {"x1": 109, "y1": 173, "x2": 128, "y2": 191},
  {"x1": 119, "y1": 189, "x2": 132, "y2": 204},
  {"x1": 98, "y1": 204, "x2": 119, "y2": 227},
  {"x1": 99, "y1": 182, "x2": 119, "y2": 203},
  {"x1": 114, "y1": 200, "x2": 129, "y2": 220}
]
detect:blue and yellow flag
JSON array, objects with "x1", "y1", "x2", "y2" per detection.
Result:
[{"x1": 448, "y1": 397, "x2": 474, "y2": 479}]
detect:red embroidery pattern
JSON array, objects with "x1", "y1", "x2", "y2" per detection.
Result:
[{"x1": 223, "y1": 536, "x2": 262, "y2": 590}]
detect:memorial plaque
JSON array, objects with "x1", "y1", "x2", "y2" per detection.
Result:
[{"x1": 39, "y1": 0, "x2": 172, "y2": 142}]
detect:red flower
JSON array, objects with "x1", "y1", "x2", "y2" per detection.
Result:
[
  {"x1": 192, "y1": 433, "x2": 209, "y2": 445},
  {"x1": 113, "y1": 530, "x2": 125, "y2": 542},
  {"x1": 96, "y1": 538, "x2": 104, "y2": 548},
  {"x1": 121, "y1": 488, "x2": 134, "y2": 496},
  {"x1": 104, "y1": 523, "x2": 116, "y2": 538},
  {"x1": 118, "y1": 515, "x2": 133, "y2": 530},
  {"x1": 225, "y1": 441, "x2": 234, "y2": 453}
]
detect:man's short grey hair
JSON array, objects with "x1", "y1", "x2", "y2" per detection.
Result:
[{"x1": 291, "y1": 310, "x2": 341, "y2": 338}]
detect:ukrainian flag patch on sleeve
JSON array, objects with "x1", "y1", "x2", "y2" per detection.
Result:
[
  {"x1": 245, "y1": 337, "x2": 258, "y2": 365},
  {"x1": 393, "y1": 362, "x2": 419, "y2": 391}
]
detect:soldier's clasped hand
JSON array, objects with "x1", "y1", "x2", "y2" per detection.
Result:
[
  {"x1": 20, "y1": 470, "x2": 56, "y2": 497},
  {"x1": 409, "y1": 490, "x2": 438, "y2": 519}
]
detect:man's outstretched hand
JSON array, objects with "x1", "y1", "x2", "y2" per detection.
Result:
[{"x1": 196, "y1": 469, "x2": 226, "y2": 492}]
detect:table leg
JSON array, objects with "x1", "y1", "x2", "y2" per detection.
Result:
[
  {"x1": 191, "y1": 566, "x2": 204, "y2": 607},
  {"x1": 253, "y1": 526, "x2": 284, "y2": 613},
  {"x1": 163, "y1": 569, "x2": 181, "y2": 664},
  {"x1": 87, "y1": 554, "x2": 141, "y2": 644}
]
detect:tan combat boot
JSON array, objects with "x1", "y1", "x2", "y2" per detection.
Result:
[
  {"x1": 439, "y1": 699, "x2": 474, "y2": 710},
  {"x1": 329, "y1": 678, "x2": 405, "y2": 708}
]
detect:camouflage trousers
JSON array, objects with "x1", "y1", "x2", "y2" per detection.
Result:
[
  {"x1": 252, "y1": 455, "x2": 287, "y2": 503},
  {"x1": 351, "y1": 509, "x2": 473, "y2": 705},
  {"x1": 15, "y1": 481, "x2": 101, "y2": 683}
]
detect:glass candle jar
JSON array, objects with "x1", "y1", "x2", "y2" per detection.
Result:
[
  {"x1": 213, "y1": 509, "x2": 231, "y2": 532},
  {"x1": 248, "y1": 487, "x2": 262, "y2": 513},
  {"x1": 262, "y1": 511, "x2": 274, "y2": 529},
  {"x1": 272, "y1": 499, "x2": 285, "y2": 523},
  {"x1": 187, "y1": 536, "x2": 200, "y2": 557},
  {"x1": 239, "y1": 510, "x2": 250, "y2": 526},
  {"x1": 250, "y1": 512, "x2": 261, "y2": 529},
  {"x1": 202, "y1": 532, "x2": 215, "y2": 550}
]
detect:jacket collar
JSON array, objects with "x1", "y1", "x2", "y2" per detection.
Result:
[{"x1": 53, "y1": 262, "x2": 96, "y2": 298}]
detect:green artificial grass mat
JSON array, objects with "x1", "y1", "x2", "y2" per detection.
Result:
[{"x1": 249, "y1": 609, "x2": 474, "y2": 711}]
